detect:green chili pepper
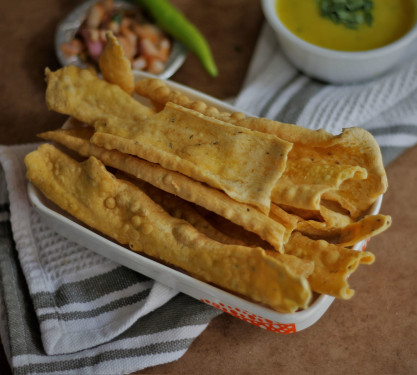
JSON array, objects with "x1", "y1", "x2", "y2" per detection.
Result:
[{"x1": 131, "y1": 0, "x2": 218, "y2": 77}]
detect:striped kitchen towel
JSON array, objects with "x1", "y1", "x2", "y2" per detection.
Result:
[
  {"x1": 2, "y1": 22, "x2": 417, "y2": 375},
  {"x1": 235, "y1": 23, "x2": 417, "y2": 165},
  {"x1": 0, "y1": 144, "x2": 221, "y2": 375}
]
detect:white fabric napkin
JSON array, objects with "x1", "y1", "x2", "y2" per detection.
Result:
[
  {"x1": 0, "y1": 144, "x2": 221, "y2": 374},
  {"x1": 234, "y1": 23, "x2": 417, "y2": 165}
]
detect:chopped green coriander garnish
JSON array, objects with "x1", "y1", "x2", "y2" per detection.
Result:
[
  {"x1": 111, "y1": 12, "x2": 123, "y2": 25},
  {"x1": 317, "y1": 0, "x2": 374, "y2": 29}
]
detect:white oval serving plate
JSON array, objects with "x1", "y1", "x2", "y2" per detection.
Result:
[{"x1": 28, "y1": 71, "x2": 383, "y2": 333}]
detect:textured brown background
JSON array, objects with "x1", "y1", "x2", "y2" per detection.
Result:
[{"x1": 1, "y1": 1, "x2": 416, "y2": 374}]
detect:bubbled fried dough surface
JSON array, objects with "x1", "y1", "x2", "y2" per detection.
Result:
[
  {"x1": 135, "y1": 77, "x2": 387, "y2": 218},
  {"x1": 24, "y1": 143, "x2": 312, "y2": 313},
  {"x1": 39, "y1": 125, "x2": 291, "y2": 251},
  {"x1": 99, "y1": 31, "x2": 135, "y2": 95},
  {"x1": 91, "y1": 102, "x2": 293, "y2": 215},
  {"x1": 284, "y1": 232, "x2": 375, "y2": 299},
  {"x1": 45, "y1": 65, "x2": 154, "y2": 124}
]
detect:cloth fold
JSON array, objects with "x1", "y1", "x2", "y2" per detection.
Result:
[
  {"x1": 0, "y1": 144, "x2": 221, "y2": 374},
  {"x1": 1, "y1": 20, "x2": 417, "y2": 375},
  {"x1": 235, "y1": 23, "x2": 417, "y2": 165}
]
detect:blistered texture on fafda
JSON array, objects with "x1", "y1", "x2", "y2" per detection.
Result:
[
  {"x1": 39, "y1": 124, "x2": 291, "y2": 252},
  {"x1": 92, "y1": 102, "x2": 293, "y2": 214},
  {"x1": 45, "y1": 65, "x2": 155, "y2": 124},
  {"x1": 24, "y1": 144, "x2": 312, "y2": 313}
]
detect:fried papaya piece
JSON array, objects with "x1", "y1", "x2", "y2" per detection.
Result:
[
  {"x1": 24, "y1": 144, "x2": 312, "y2": 313},
  {"x1": 39, "y1": 124, "x2": 291, "y2": 251},
  {"x1": 284, "y1": 232, "x2": 375, "y2": 299},
  {"x1": 91, "y1": 102, "x2": 293, "y2": 214},
  {"x1": 99, "y1": 31, "x2": 135, "y2": 95},
  {"x1": 45, "y1": 66, "x2": 154, "y2": 125}
]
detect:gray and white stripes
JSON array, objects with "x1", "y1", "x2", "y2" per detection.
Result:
[
  {"x1": 1, "y1": 22, "x2": 416, "y2": 374},
  {"x1": 235, "y1": 23, "x2": 417, "y2": 165},
  {"x1": 0, "y1": 145, "x2": 221, "y2": 374}
]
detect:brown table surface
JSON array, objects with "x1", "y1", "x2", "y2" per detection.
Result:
[{"x1": 1, "y1": 1, "x2": 416, "y2": 374}]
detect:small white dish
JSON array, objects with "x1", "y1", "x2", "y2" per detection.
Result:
[
  {"x1": 262, "y1": 0, "x2": 417, "y2": 83},
  {"x1": 28, "y1": 71, "x2": 383, "y2": 333},
  {"x1": 55, "y1": 0, "x2": 187, "y2": 79}
]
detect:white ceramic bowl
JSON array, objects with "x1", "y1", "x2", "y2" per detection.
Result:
[{"x1": 262, "y1": 0, "x2": 417, "y2": 84}]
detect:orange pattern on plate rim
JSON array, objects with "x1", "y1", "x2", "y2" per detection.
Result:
[
  {"x1": 200, "y1": 299, "x2": 297, "y2": 333},
  {"x1": 201, "y1": 239, "x2": 372, "y2": 333},
  {"x1": 361, "y1": 238, "x2": 370, "y2": 251}
]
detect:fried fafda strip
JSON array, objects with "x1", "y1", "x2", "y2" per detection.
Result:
[
  {"x1": 135, "y1": 77, "x2": 387, "y2": 217},
  {"x1": 280, "y1": 195, "x2": 391, "y2": 246},
  {"x1": 41, "y1": 126, "x2": 390, "y2": 249},
  {"x1": 125, "y1": 173, "x2": 315, "y2": 278},
  {"x1": 280, "y1": 200, "x2": 354, "y2": 232},
  {"x1": 121, "y1": 171, "x2": 315, "y2": 278},
  {"x1": 135, "y1": 77, "x2": 243, "y2": 122},
  {"x1": 271, "y1": 159, "x2": 367, "y2": 210},
  {"x1": 296, "y1": 214, "x2": 391, "y2": 246},
  {"x1": 239, "y1": 126, "x2": 386, "y2": 218},
  {"x1": 284, "y1": 232, "x2": 375, "y2": 299},
  {"x1": 99, "y1": 31, "x2": 135, "y2": 95},
  {"x1": 45, "y1": 66, "x2": 154, "y2": 125},
  {"x1": 134, "y1": 78, "x2": 331, "y2": 144},
  {"x1": 288, "y1": 128, "x2": 387, "y2": 218},
  {"x1": 265, "y1": 251, "x2": 314, "y2": 279},
  {"x1": 117, "y1": 171, "x2": 244, "y2": 246},
  {"x1": 24, "y1": 144, "x2": 312, "y2": 313},
  {"x1": 39, "y1": 124, "x2": 292, "y2": 251},
  {"x1": 135, "y1": 77, "x2": 193, "y2": 110},
  {"x1": 91, "y1": 102, "x2": 293, "y2": 214},
  {"x1": 319, "y1": 200, "x2": 354, "y2": 227},
  {"x1": 45, "y1": 68, "x2": 293, "y2": 214}
]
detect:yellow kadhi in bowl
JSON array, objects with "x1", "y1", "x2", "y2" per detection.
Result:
[{"x1": 262, "y1": 0, "x2": 417, "y2": 83}]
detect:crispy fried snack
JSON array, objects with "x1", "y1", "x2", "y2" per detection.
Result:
[
  {"x1": 284, "y1": 232, "x2": 375, "y2": 299},
  {"x1": 265, "y1": 251, "x2": 314, "y2": 279},
  {"x1": 24, "y1": 144, "x2": 312, "y2": 313},
  {"x1": 271, "y1": 159, "x2": 367, "y2": 210},
  {"x1": 45, "y1": 66, "x2": 154, "y2": 125},
  {"x1": 296, "y1": 213, "x2": 391, "y2": 246},
  {"x1": 99, "y1": 31, "x2": 135, "y2": 95},
  {"x1": 116, "y1": 170, "x2": 248, "y2": 246},
  {"x1": 39, "y1": 124, "x2": 291, "y2": 251},
  {"x1": 134, "y1": 78, "x2": 334, "y2": 145},
  {"x1": 279, "y1": 201, "x2": 355, "y2": 235},
  {"x1": 287, "y1": 127, "x2": 388, "y2": 218},
  {"x1": 135, "y1": 77, "x2": 388, "y2": 218},
  {"x1": 29, "y1": 69, "x2": 392, "y2": 313},
  {"x1": 91, "y1": 102, "x2": 293, "y2": 214}
]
